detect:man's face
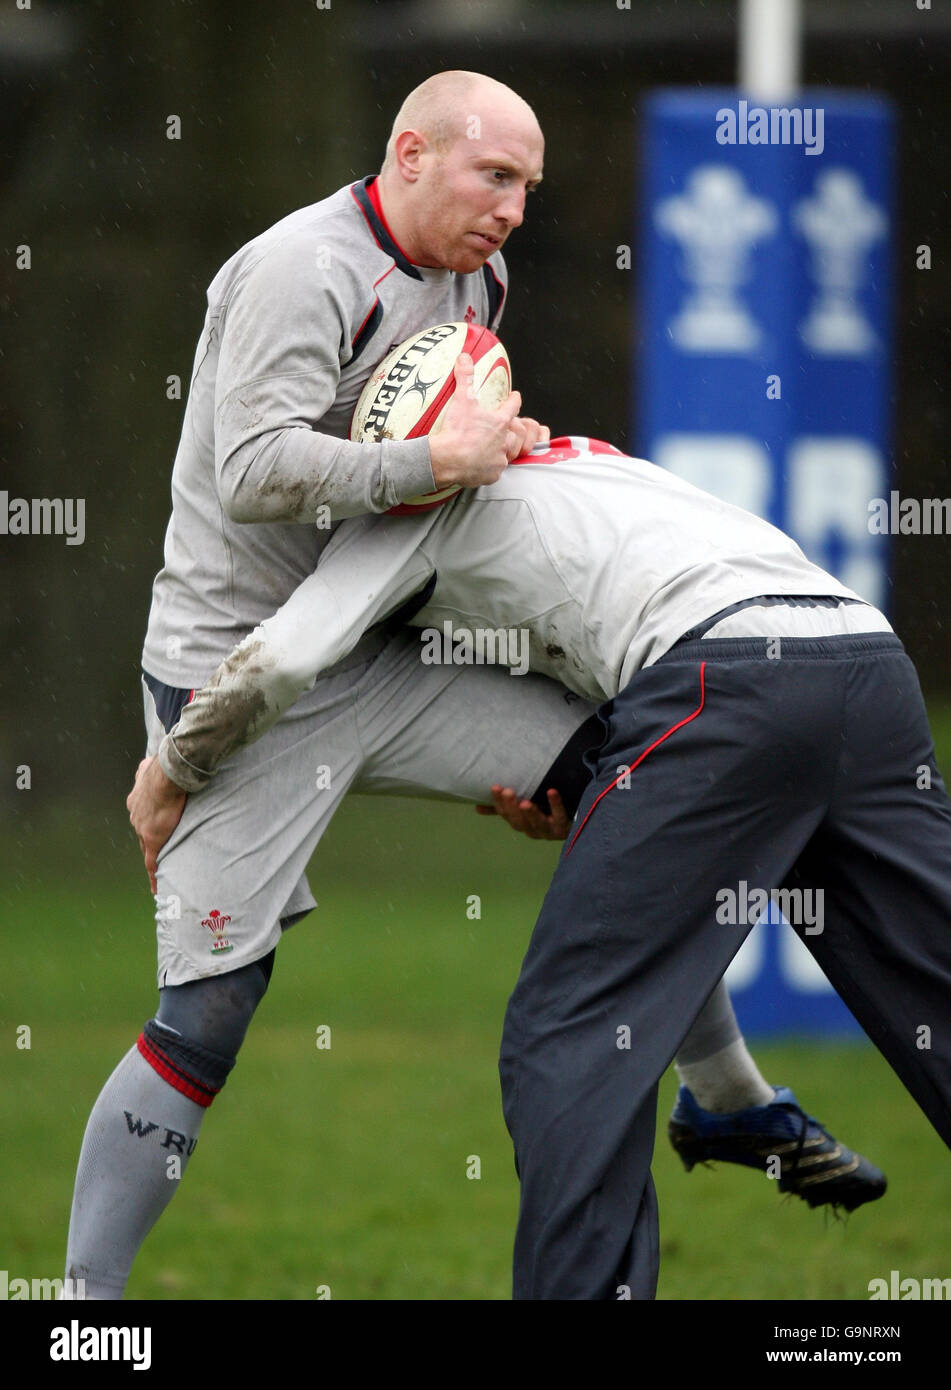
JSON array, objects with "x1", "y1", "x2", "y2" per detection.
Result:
[{"x1": 408, "y1": 114, "x2": 544, "y2": 273}]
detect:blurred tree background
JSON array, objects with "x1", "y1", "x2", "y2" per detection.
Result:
[{"x1": 2, "y1": 0, "x2": 949, "y2": 824}]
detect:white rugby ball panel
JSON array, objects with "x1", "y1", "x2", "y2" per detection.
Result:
[{"x1": 349, "y1": 321, "x2": 512, "y2": 515}]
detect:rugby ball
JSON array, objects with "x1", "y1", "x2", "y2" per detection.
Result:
[{"x1": 350, "y1": 321, "x2": 512, "y2": 515}]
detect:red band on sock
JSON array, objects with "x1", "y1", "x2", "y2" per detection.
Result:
[{"x1": 137, "y1": 1033, "x2": 218, "y2": 1109}]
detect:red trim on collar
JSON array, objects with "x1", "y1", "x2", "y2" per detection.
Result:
[{"x1": 365, "y1": 176, "x2": 421, "y2": 267}]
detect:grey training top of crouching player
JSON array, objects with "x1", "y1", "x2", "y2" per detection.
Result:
[{"x1": 158, "y1": 435, "x2": 886, "y2": 792}]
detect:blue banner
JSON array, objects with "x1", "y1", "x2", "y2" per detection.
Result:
[{"x1": 636, "y1": 89, "x2": 896, "y2": 1035}]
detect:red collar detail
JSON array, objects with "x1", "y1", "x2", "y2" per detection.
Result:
[{"x1": 365, "y1": 176, "x2": 421, "y2": 267}]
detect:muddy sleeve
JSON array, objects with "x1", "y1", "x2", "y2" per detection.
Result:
[
  {"x1": 214, "y1": 241, "x2": 435, "y2": 522},
  {"x1": 158, "y1": 514, "x2": 437, "y2": 790}
]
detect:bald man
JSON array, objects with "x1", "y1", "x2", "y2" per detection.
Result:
[{"x1": 63, "y1": 69, "x2": 575, "y2": 1300}]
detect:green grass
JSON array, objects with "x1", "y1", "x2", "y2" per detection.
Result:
[{"x1": 3, "y1": 703, "x2": 951, "y2": 1300}]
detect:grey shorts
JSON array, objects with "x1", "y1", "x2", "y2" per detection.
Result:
[{"x1": 143, "y1": 629, "x2": 594, "y2": 985}]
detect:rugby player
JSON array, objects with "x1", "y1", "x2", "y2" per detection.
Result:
[{"x1": 128, "y1": 406, "x2": 940, "y2": 1300}]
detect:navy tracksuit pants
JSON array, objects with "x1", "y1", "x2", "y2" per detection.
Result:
[{"x1": 499, "y1": 633, "x2": 951, "y2": 1300}]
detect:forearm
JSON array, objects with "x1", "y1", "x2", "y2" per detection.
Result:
[
  {"x1": 217, "y1": 425, "x2": 436, "y2": 523},
  {"x1": 159, "y1": 515, "x2": 436, "y2": 790},
  {"x1": 157, "y1": 620, "x2": 317, "y2": 791}
]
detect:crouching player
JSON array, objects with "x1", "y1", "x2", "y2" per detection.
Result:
[{"x1": 121, "y1": 424, "x2": 937, "y2": 1299}]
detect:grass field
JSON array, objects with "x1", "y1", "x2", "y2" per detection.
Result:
[{"x1": 3, "y1": 702, "x2": 951, "y2": 1301}]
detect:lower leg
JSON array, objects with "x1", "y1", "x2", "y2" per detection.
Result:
[
  {"x1": 64, "y1": 953, "x2": 273, "y2": 1298},
  {"x1": 674, "y1": 978, "x2": 774, "y2": 1111}
]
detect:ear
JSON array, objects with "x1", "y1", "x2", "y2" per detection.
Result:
[{"x1": 393, "y1": 128, "x2": 428, "y2": 182}]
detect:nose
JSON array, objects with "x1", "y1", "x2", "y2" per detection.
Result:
[{"x1": 495, "y1": 186, "x2": 527, "y2": 230}]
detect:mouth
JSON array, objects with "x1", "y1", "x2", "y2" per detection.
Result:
[{"x1": 469, "y1": 231, "x2": 502, "y2": 252}]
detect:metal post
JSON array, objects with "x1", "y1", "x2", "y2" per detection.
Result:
[{"x1": 739, "y1": 0, "x2": 802, "y2": 100}]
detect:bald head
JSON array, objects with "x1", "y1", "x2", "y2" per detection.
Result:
[
  {"x1": 375, "y1": 70, "x2": 544, "y2": 274},
  {"x1": 381, "y1": 71, "x2": 542, "y2": 175}
]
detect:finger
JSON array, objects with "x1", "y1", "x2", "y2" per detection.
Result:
[
  {"x1": 454, "y1": 353, "x2": 476, "y2": 397},
  {"x1": 493, "y1": 392, "x2": 522, "y2": 426},
  {"x1": 474, "y1": 803, "x2": 497, "y2": 816},
  {"x1": 500, "y1": 390, "x2": 522, "y2": 422},
  {"x1": 505, "y1": 792, "x2": 538, "y2": 834},
  {"x1": 518, "y1": 417, "x2": 548, "y2": 439},
  {"x1": 508, "y1": 793, "x2": 562, "y2": 841},
  {"x1": 545, "y1": 789, "x2": 571, "y2": 838},
  {"x1": 520, "y1": 420, "x2": 549, "y2": 453},
  {"x1": 492, "y1": 786, "x2": 522, "y2": 828},
  {"x1": 141, "y1": 833, "x2": 157, "y2": 894},
  {"x1": 518, "y1": 799, "x2": 547, "y2": 839}
]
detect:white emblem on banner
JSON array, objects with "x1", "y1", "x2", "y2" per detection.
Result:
[
  {"x1": 655, "y1": 166, "x2": 777, "y2": 354},
  {"x1": 794, "y1": 170, "x2": 887, "y2": 356}
]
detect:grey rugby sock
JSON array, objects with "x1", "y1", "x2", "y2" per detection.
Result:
[
  {"x1": 63, "y1": 1044, "x2": 205, "y2": 1299},
  {"x1": 674, "y1": 978, "x2": 774, "y2": 1112},
  {"x1": 676, "y1": 977, "x2": 743, "y2": 1065}
]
